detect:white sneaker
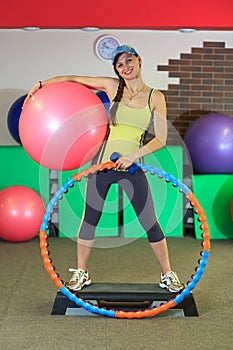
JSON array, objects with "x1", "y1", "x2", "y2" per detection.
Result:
[
  {"x1": 66, "y1": 268, "x2": 91, "y2": 291},
  {"x1": 159, "y1": 271, "x2": 184, "y2": 293}
]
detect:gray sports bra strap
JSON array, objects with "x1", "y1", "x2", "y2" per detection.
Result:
[{"x1": 148, "y1": 89, "x2": 154, "y2": 112}]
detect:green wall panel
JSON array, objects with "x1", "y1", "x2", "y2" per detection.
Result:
[
  {"x1": 0, "y1": 146, "x2": 49, "y2": 204},
  {"x1": 192, "y1": 175, "x2": 233, "y2": 239},
  {"x1": 123, "y1": 146, "x2": 183, "y2": 238},
  {"x1": 58, "y1": 164, "x2": 119, "y2": 238}
]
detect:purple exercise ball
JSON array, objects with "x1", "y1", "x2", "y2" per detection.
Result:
[{"x1": 184, "y1": 113, "x2": 233, "y2": 174}]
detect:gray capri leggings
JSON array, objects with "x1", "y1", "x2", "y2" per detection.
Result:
[{"x1": 78, "y1": 169, "x2": 165, "y2": 243}]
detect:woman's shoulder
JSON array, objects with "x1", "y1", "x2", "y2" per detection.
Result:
[
  {"x1": 148, "y1": 87, "x2": 164, "y2": 97},
  {"x1": 147, "y1": 87, "x2": 166, "y2": 111},
  {"x1": 150, "y1": 88, "x2": 165, "y2": 102},
  {"x1": 101, "y1": 76, "x2": 118, "y2": 86},
  {"x1": 104, "y1": 77, "x2": 119, "y2": 99}
]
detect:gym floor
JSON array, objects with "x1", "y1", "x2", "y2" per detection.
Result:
[{"x1": 0, "y1": 235, "x2": 232, "y2": 350}]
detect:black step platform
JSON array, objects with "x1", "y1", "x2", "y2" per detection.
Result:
[{"x1": 51, "y1": 283, "x2": 198, "y2": 317}]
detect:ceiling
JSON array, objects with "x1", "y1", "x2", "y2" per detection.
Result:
[{"x1": 1, "y1": 0, "x2": 233, "y2": 30}]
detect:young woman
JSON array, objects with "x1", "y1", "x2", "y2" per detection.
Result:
[{"x1": 26, "y1": 45, "x2": 184, "y2": 293}]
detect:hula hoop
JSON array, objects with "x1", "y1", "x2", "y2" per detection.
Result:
[{"x1": 40, "y1": 161, "x2": 210, "y2": 319}]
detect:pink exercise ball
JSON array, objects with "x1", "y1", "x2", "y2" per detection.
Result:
[
  {"x1": 19, "y1": 82, "x2": 108, "y2": 171},
  {"x1": 0, "y1": 186, "x2": 45, "y2": 242}
]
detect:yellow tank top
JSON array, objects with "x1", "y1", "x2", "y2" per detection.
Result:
[{"x1": 99, "y1": 90, "x2": 154, "y2": 164}]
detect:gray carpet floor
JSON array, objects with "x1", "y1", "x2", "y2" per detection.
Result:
[{"x1": 0, "y1": 236, "x2": 233, "y2": 350}]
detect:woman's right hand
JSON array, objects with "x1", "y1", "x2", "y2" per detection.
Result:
[{"x1": 22, "y1": 81, "x2": 42, "y2": 110}]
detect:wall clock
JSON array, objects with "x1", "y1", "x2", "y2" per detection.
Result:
[{"x1": 95, "y1": 35, "x2": 120, "y2": 62}]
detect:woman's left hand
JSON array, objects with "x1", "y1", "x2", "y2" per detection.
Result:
[{"x1": 114, "y1": 155, "x2": 135, "y2": 170}]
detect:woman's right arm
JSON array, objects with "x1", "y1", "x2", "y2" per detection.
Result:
[
  {"x1": 23, "y1": 75, "x2": 118, "y2": 107},
  {"x1": 41, "y1": 75, "x2": 115, "y2": 91}
]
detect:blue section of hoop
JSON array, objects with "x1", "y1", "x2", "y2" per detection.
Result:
[
  {"x1": 135, "y1": 163, "x2": 190, "y2": 195},
  {"x1": 60, "y1": 286, "x2": 116, "y2": 317},
  {"x1": 40, "y1": 177, "x2": 75, "y2": 231},
  {"x1": 173, "y1": 251, "x2": 210, "y2": 305}
]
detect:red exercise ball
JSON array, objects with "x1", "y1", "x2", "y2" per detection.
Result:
[
  {"x1": 0, "y1": 186, "x2": 45, "y2": 242},
  {"x1": 19, "y1": 82, "x2": 108, "y2": 171}
]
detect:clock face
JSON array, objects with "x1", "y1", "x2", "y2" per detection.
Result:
[{"x1": 95, "y1": 36, "x2": 120, "y2": 61}]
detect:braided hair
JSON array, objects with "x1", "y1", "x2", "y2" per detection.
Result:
[
  {"x1": 109, "y1": 52, "x2": 139, "y2": 125},
  {"x1": 109, "y1": 76, "x2": 125, "y2": 125}
]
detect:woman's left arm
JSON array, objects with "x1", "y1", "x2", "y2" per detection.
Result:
[
  {"x1": 139, "y1": 89, "x2": 167, "y2": 154},
  {"x1": 115, "y1": 90, "x2": 167, "y2": 169}
]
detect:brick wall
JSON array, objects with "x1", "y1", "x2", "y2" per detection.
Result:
[{"x1": 157, "y1": 41, "x2": 233, "y2": 144}]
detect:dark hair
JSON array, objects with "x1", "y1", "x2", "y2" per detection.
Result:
[
  {"x1": 109, "y1": 52, "x2": 139, "y2": 125},
  {"x1": 109, "y1": 77, "x2": 125, "y2": 125}
]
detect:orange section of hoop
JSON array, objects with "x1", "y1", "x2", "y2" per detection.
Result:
[
  {"x1": 186, "y1": 191, "x2": 211, "y2": 252},
  {"x1": 115, "y1": 300, "x2": 176, "y2": 319},
  {"x1": 40, "y1": 230, "x2": 63, "y2": 289},
  {"x1": 72, "y1": 161, "x2": 114, "y2": 181}
]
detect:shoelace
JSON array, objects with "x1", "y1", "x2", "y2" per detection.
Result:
[
  {"x1": 69, "y1": 268, "x2": 87, "y2": 282},
  {"x1": 167, "y1": 271, "x2": 180, "y2": 284},
  {"x1": 68, "y1": 268, "x2": 81, "y2": 282}
]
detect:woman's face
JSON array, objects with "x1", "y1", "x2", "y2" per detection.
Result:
[{"x1": 115, "y1": 53, "x2": 141, "y2": 80}]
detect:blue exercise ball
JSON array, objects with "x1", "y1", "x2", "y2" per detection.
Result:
[
  {"x1": 184, "y1": 113, "x2": 233, "y2": 174},
  {"x1": 96, "y1": 90, "x2": 110, "y2": 116},
  {"x1": 7, "y1": 94, "x2": 27, "y2": 144}
]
